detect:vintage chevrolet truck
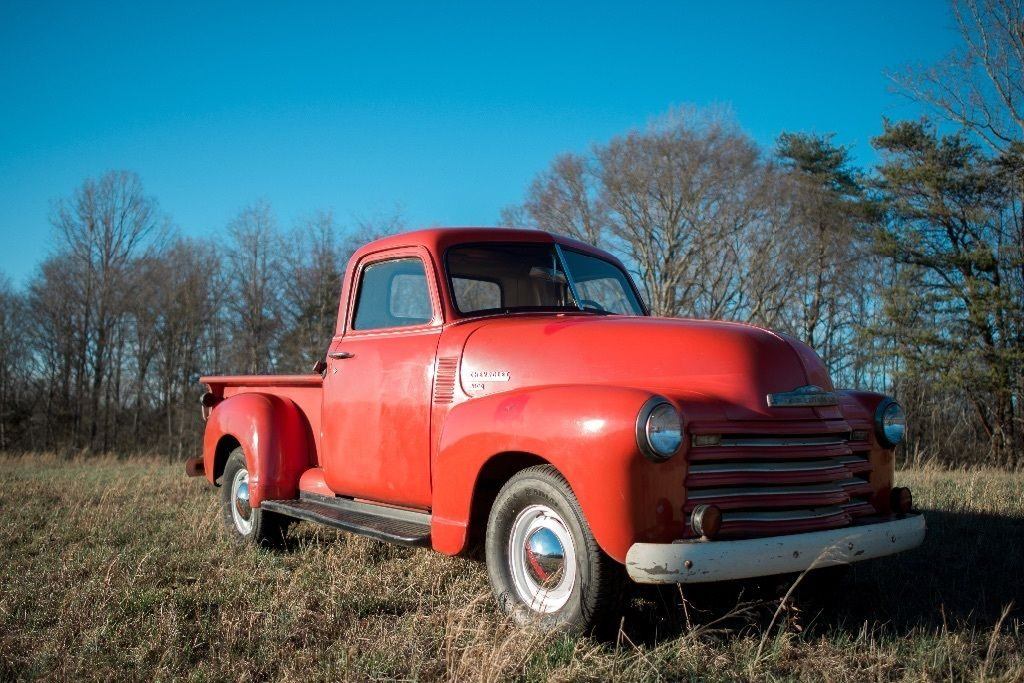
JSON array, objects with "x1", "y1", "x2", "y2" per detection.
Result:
[{"x1": 187, "y1": 227, "x2": 925, "y2": 630}]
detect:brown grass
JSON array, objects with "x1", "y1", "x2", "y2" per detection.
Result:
[{"x1": 1, "y1": 454, "x2": 1022, "y2": 681}]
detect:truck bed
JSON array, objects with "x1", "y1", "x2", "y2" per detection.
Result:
[
  {"x1": 201, "y1": 374, "x2": 323, "y2": 392},
  {"x1": 201, "y1": 374, "x2": 324, "y2": 463}
]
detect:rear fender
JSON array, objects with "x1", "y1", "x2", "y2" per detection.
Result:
[
  {"x1": 202, "y1": 392, "x2": 315, "y2": 507},
  {"x1": 431, "y1": 385, "x2": 689, "y2": 562}
]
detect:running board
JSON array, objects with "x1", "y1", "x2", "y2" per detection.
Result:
[{"x1": 260, "y1": 493, "x2": 431, "y2": 546}]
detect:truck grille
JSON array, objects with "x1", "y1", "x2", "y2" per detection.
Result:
[{"x1": 685, "y1": 432, "x2": 875, "y2": 539}]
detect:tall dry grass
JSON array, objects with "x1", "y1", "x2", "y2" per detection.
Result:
[{"x1": 1, "y1": 454, "x2": 1021, "y2": 681}]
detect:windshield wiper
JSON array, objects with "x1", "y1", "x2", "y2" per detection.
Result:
[{"x1": 577, "y1": 305, "x2": 614, "y2": 315}]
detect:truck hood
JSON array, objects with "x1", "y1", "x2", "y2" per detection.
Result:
[{"x1": 458, "y1": 315, "x2": 839, "y2": 421}]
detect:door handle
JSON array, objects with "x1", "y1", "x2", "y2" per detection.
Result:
[{"x1": 328, "y1": 351, "x2": 355, "y2": 360}]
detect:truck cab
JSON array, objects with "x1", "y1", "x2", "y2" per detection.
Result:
[{"x1": 188, "y1": 227, "x2": 924, "y2": 631}]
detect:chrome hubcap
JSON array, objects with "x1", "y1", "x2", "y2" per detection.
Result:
[
  {"x1": 524, "y1": 527, "x2": 565, "y2": 585},
  {"x1": 231, "y1": 468, "x2": 253, "y2": 534},
  {"x1": 508, "y1": 505, "x2": 576, "y2": 613}
]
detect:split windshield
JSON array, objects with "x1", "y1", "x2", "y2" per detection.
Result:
[{"x1": 445, "y1": 243, "x2": 645, "y2": 316}]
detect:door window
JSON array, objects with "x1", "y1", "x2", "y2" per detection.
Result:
[{"x1": 352, "y1": 258, "x2": 433, "y2": 330}]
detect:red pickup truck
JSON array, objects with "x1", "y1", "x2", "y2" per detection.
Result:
[{"x1": 187, "y1": 227, "x2": 924, "y2": 630}]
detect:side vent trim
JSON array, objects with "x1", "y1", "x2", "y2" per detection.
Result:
[{"x1": 433, "y1": 356, "x2": 459, "y2": 404}]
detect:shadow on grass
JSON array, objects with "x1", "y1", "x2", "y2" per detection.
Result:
[{"x1": 619, "y1": 508, "x2": 1024, "y2": 643}]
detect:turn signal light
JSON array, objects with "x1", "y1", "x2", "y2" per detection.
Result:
[
  {"x1": 691, "y1": 504, "x2": 722, "y2": 539},
  {"x1": 890, "y1": 487, "x2": 913, "y2": 514}
]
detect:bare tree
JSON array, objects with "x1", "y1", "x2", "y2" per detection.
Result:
[
  {"x1": 25, "y1": 256, "x2": 80, "y2": 450},
  {"x1": 0, "y1": 277, "x2": 30, "y2": 451},
  {"x1": 50, "y1": 171, "x2": 163, "y2": 450},
  {"x1": 347, "y1": 205, "x2": 407, "y2": 250},
  {"x1": 224, "y1": 200, "x2": 283, "y2": 375},
  {"x1": 772, "y1": 133, "x2": 874, "y2": 381},
  {"x1": 892, "y1": 0, "x2": 1024, "y2": 153},
  {"x1": 519, "y1": 153, "x2": 606, "y2": 247},
  {"x1": 511, "y1": 108, "x2": 781, "y2": 318},
  {"x1": 277, "y1": 211, "x2": 346, "y2": 372},
  {"x1": 153, "y1": 239, "x2": 223, "y2": 456}
]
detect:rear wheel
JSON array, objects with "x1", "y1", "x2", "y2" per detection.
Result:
[
  {"x1": 219, "y1": 449, "x2": 289, "y2": 547},
  {"x1": 485, "y1": 465, "x2": 621, "y2": 632}
]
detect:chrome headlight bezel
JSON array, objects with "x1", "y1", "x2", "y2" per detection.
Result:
[
  {"x1": 636, "y1": 396, "x2": 682, "y2": 462},
  {"x1": 874, "y1": 398, "x2": 906, "y2": 448}
]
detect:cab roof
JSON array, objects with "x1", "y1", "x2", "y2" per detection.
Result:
[
  {"x1": 335, "y1": 226, "x2": 642, "y2": 335},
  {"x1": 351, "y1": 226, "x2": 616, "y2": 265}
]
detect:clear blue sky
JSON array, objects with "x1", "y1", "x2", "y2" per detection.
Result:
[{"x1": 1, "y1": 1, "x2": 959, "y2": 286}]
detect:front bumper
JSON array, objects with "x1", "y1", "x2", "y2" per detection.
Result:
[{"x1": 625, "y1": 514, "x2": 925, "y2": 584}]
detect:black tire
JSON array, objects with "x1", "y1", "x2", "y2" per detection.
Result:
[
  {"x1": 485, "y1": 464, "x2": 622, "y2": 632},
  {"x1": 219, "y1": 449, "x2": 290, "y2": 547}
]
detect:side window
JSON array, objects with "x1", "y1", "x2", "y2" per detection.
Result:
[{"x1": 352, "y1": 258, "x2": 433, "y2": 330}]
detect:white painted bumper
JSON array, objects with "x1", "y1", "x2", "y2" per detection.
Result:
[{"x1": 625, "y1": 514, "x2": 926, "y2": 584}]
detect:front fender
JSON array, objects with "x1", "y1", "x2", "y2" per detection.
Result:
[
  {"x1": 431, "y1": 385, "x2": 688, "y2": 562},
  {"x1": 838, "y1": 390, "x2": 897, "y2": 511},
  {"x1": 202, "y1": 392, "x2": 315, "y2": 507}
]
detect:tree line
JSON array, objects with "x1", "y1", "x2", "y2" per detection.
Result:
[
  {"x1": 0, "y1": 0, "x2": 1020, "y2": 466},
  {"x1": 499, "y1": 0, "x2": 1024, "y2": 467},
  {"x1": 0, "y1": 187, "x2": 402, "y2": 459}
]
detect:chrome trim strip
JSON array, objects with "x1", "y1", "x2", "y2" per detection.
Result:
[
  {"x1": 686, "y1": 483, "x2": 847, "y2": 500},
  {"x1": 688, "y1": 459, "x2": 845, "y2": 474},
  {"x1": 766, "y1": 385, "x2": 839, "y2": 407},
  {"x1": 716, "y1": 435, "x2": 849, "y2": 448},
  {"x1": 722, "y1": 506, "x2": 846, "y2": 523}
]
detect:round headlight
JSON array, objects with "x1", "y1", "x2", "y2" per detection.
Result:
[
  {"x1": 875, "y1": 398, "x2": 906, "y2": 448},
  {"x1": 637, "y1": 398, "x2": 682, "y2": 461}
]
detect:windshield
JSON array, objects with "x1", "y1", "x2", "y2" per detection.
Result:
[{"x1": 445, "y1": 243, "x2": 646, "y2": 316}]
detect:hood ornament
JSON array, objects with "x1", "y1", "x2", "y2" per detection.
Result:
[{"x1": 767, "y1": 385, "x2": 838, "y2": 408}]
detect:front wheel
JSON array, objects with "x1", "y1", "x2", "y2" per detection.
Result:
[
  {"x1": 219, "y1": 449, "x2": 289, "y2": 547},
  {"x1": 485, "y1": 465, "x2": 621, "y2": 632}
]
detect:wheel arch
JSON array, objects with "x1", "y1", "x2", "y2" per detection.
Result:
[
  {"x1": 430, "y1": 384, "x2": 689, "y2": 562},
  {"x1": 212, "y1": 435, "x2": 242, "y2": 485},
  {"x1": 201, "y1": 391, "x2": 315, "y2": 507},
  {"x1": 465, "y1": 450, "x2": 551, "y2": 549}
]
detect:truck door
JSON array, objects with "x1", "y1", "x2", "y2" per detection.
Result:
[{"x1": 320, "y1": 246, "x2": 442, "y2": 509}]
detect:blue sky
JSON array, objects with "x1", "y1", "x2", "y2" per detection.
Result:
[{"x1": 1, "y1": 1, "x2": 959, "y2": 285}]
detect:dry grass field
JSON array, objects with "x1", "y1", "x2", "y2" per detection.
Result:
[{"x1": 1, "y1": 454, "x2": 1022, "y2": 682}]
